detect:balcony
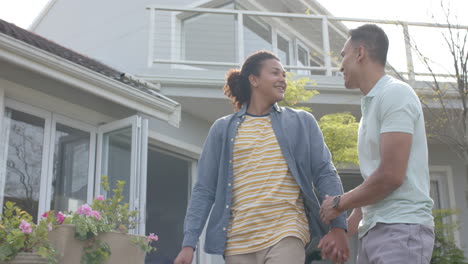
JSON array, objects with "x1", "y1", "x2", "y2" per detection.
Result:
[{"x1": 145, "y1": 5, "x2": 468, "y2": 88}]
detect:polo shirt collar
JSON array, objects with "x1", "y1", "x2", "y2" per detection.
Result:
[
  {"x1": 365, "y1": 75, "x2": 390, "y2": 98},
  {"x1": 361, "y1": 75, "x2": 390, "y2": 117}
]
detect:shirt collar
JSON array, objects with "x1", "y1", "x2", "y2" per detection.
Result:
[
  {"x1": 237, "y1": 103, "x2": 282, "y2": 117},
  {"x1": 365, "y1": 75, "x2": 390, "y2": 98}
]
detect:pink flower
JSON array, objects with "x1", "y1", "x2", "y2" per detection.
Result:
[
  {"x1": 147, "y1": 233, "x2": 158, "y2": 242},
  {"x1": 77, "y1": 204, "x2": 93, "y2": 216},
  {"x1": 47, "y1": 223, "x2": 53, "y2": 231},
  {"x1": 19, "y1": 220, "x2": 32, "y2": 234},
  {"x1": 95, "y1": 195, "x2": 104, "y2": 201},
  {"x1": 56, "y1": 212, "x2": 65, "y2": 224},
  {"x1": 90, "y1": 210, "x2": 101, "y2": 220},
  {"x1": 41, "y1": 212, "x2": 48, "y2": 218}
]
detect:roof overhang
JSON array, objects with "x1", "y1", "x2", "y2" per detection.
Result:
[{"x1": 0, "y1": 33, "x2": 181, "y2": 127}]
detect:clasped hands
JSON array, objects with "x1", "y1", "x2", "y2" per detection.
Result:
[{"x1": 318, "y1": 195, "x2": 349, "y2": 263}]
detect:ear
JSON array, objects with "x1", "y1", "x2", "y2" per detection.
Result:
[
  {"x1": 356, "y1": 46, "x2": 365, "y2": 62},
  {"x1": 248, "y1": 74, "x2": 258, "y2": 88}
]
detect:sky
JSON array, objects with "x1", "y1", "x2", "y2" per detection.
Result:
[
  {"x1": 1, "y1": 0, "x2": 467, "y2": 30},
  {"x1": 0, "y1": 0, "x2": 467, "y2": 75}
]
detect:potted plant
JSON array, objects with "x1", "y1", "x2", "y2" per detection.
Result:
[
  {"x1": 0, "y1": 202, "x2": 58, "y2": 264},
  {"x1": 47, "y1": 176, "x2": 157, "y2": 264}
]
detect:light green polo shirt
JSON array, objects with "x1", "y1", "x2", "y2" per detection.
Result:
[{"x1": 357, "y1": 75, "x2": 434, "y2": 238}]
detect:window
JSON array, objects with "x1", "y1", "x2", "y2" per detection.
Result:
[
  {"x1": 181, "y1": 2, "x2": 237, "y2": 65},
  {"x1": 1, "y1": 102, "x2": 148, "y2": 236},
  {"x1": 430, "y1": 180, "x2": 442, "y2": 210},
  {"x1": 144, "y1": 147, "x2": 195, "y2": 264},
  {"x1": 50, "y1": 123, "x2": 92, "y2": 213},
  {"x1": 1, "y1": 108, "x2": 47, "y2": 222},
  {"x1": 277, "y1": 34, "x2": 291, "y2": 65},
  {"x1": 0, "y1": 102, "x2": 98, "y2": 221}
]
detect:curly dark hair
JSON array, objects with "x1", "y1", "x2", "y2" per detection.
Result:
[{"x1": 223, "y1": 50, "x2": 280, "y2": 111}]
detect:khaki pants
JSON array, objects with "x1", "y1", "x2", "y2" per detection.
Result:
[{"x1": 225, "y1": 236, "x2": 305, "y2": 264}]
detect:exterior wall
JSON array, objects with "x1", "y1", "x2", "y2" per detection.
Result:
[
  {"x1": 0, "y1": 77, "x2": 115, "y2": 126},
  {"x1": 148, "y1": 110, "x2": 210, "y2": 158},
  {"x1": 33, "y1": 0, "x2": 198, "y2": 74},
  {"x1": 428, "y1": 143, "x2": 468, "y2": 257}
]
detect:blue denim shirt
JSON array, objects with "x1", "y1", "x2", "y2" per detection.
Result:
[{"x1": 182, "y1": 104, "x2": 347, "y2": 255}]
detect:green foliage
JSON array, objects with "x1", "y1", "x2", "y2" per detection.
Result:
[
  {"x1": 282, "y1": 73, "x2": 359, "y2": 166},
  {"x1": 0, "y1": 202, "x2": 57, "y2": 263},
  {"x1": 131, "y1": 236, "x2": 157, "y2": 254},
  {"x1": 318, "y1": 113, "x2": 359, "y2": 166},
  {"x1": 431, "y1": 209, "x2": 468, "y2": 264},
  {"x1": 93, "y1": 177, "x2": 138, "y2": 233},
  {"x1": 81, "y1": 239, "x2": 111, "y2": 264},
  {"x1": 279, "y1": 72, "x2": 318, "y2": 112}
]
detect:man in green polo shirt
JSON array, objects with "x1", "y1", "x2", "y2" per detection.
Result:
[{"x1": 319, "y1": 24, "x2": 434, "y2": 263}]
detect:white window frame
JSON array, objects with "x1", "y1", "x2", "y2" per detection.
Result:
[
  {"x1": 2, "y1": 99, "x2": 52, "y2": 220},
  {"x1": 45, "y1": 113, "x2": 97, "y2": 212},
  {"x1": 95, "y1": 115, "x2": 148, "y2": 235},
  {"x1": 1, "y1": 98, "x2": 99, "y2": 220},
  {"x1": 273, "y1": 29, "x2": 292, "y2": 66},
  {"x1": 430, "y1": 165, "x2": 460, "y2": 246}
]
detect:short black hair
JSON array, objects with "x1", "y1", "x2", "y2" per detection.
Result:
[{"x1": 349, "y1": 24, "x2": 389, "y2": 66}]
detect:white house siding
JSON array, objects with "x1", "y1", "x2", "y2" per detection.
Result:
[
  {"x1": 32, "y1": 0, "x2": 199, "y2": 74},
  {"x1": 428, "y1": 143, "x2": 468, "y2": 253},
  {"x1": 147, "y1": 110, "x2": 210, "y2": 157}
]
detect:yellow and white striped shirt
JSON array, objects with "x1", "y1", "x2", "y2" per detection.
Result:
[{"x1": 225, "y1": 115, "x2": 309, "y2": 256}]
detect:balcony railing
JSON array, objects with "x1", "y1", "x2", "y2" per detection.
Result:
[{"x1": 146, "y1": 5, "x2": 468, "y2": 83}]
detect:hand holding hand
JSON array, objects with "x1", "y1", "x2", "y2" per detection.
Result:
[
  {"x1": 318, "y1": 227, "x2": 349, "y2": 264},
  {"x1": 174, "y1": 247, "x2": 194, "y2": 264}
]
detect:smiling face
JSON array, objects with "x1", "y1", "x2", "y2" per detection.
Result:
[
  {"x1": 340, "y1": 38, "x2": 361, "y2": 89},
  {"x1": 249, "y1": 58, "x2": 287, "y2": 104}
]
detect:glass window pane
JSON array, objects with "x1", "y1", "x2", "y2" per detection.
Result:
[
  {"x1": 182, "y1": 12, "x2": 237, "y2": 64},
  {"x1": 430, "y1": 180, "x2": 441, "y2": 210},
  {"x1": 1, "y1": 108, "x2": 45, "y2": 222},
  {"x1": 145, "y1": 148, "x2": 191, "y2": 264},
  {"x1": 277, "y1": 35, "x2": 290, "y2": 65},
  {"x1": 297, "y1": 45, "x2": 309, "y2": 67},
  {"x1": 101, "y1": 127, "x2": 132, "y2": 202},
  {"x1": 50, "y1": 123, "x2": 90, "y2": 212}
]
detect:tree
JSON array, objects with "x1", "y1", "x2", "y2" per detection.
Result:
[
  {"x1": 397, "y1": 0, "x2": 468, "y2": 260},
  {"x1": 431, "y1": 209, "x2": 468, "y2": 264},
  {"x1": 280, "y1": 72, "x2": 359, "y2": 167},
  {"x1": 401, "y1": 1, "x2": 468, "y2": 207}
]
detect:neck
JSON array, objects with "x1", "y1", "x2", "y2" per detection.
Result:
[
  {"x1": 359, "y1": 66, "x2": 385, "y2": 95},
  {"x1": 247, "y1": 95, "x2": 273, "y2": 116}
]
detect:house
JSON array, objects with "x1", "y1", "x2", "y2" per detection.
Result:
[{"x1": 1, "y1": 0, "x2": 467, "y2": 263}]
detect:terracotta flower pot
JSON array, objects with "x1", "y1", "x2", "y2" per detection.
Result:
[
  {"x1": 48, "y1": 224, "x2": 145, "y2": 264},
  {"x1": 0, "y1": 252, "x2": 48, "y2": 264}
]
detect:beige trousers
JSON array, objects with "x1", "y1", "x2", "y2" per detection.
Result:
[{"x1": 224, "y1": 236, "x2": 305, "y2": 264}]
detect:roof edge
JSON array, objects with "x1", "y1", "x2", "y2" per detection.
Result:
[
  {"x1": 0, "y1": 33, "x2": 181, "y2": 127},
  {"x1": 29, "y1": 0, "x2": 59, "y2": 31}
]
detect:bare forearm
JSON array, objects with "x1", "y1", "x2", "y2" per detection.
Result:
[
  {"x1": 339, "y1": 168, "x2": 401, "y2": 212},
  {"x1": 347, "y1": 208, "x2": 362, "y2": 237}
]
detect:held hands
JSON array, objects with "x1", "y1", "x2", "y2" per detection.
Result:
[
  {"x1": 174, "y1": 246, "x2": 194, "y2": 264},
  {"x1": 318, "y1": 227, "x2": 350, "y2": 264},
  {"x1": 320, "y1": 195, "x2": 342, "y2": 225}
]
